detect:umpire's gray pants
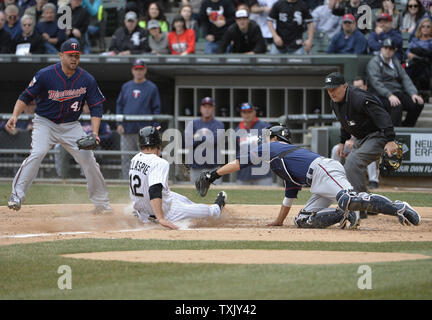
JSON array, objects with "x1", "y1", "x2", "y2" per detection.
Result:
[{"x1": 344, "y1": 132, "x2": 387, "y2": 192}]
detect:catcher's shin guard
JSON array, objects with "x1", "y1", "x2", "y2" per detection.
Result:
[
  {"x1": 293, "y1": 208, "x2": 359, "y2": 229},
  {"x1": 336, "y1": 190, "x2": 397, "y2": 215}
]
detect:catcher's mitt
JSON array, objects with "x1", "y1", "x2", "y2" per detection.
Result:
[
  {"x1": 76, "y1": 133, "x2": 100, "y2": 150},
  {"x1": 195, "y1": 169, "x2": 220, "y2": 197},
  {"x1": 379, "y1": 142, "x2": 403, "y2": 174}
]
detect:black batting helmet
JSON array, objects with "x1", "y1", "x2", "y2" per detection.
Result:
[
  {"x1": 269, "y1": 125, "x2": 292, "y2": 144},
  {"x1": 138, "y1": 126, "x2": 162, "y2": 148}
]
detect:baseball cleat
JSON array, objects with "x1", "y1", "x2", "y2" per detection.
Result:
[
  {"x1": 214, "y1": 191, "x2": 227, "y2": 211},
  {"x1": 8, "y1": 194, "x2": 21, "y2": 211},
  {"x1": 394, "y1": 200, "x2": 421, "y2": 226},
  {"x1": 345, "y1": 211, "x2": 360, "y2": 230},
  {"x1": 94, "y1": 204, "x2": 113, "y2": 214}
]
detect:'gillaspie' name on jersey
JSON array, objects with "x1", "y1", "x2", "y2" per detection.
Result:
[{"x1": 130, "y1": 159, "x2": 151, "y2": 175}]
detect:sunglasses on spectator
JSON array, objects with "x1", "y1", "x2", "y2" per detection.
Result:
[
  {"x1": 421, "y1": 24, "x2": 431, "y2": 28},
  {"x1": 7, "y1": 15, "x2": 18, "y2": 19},
  {"x1": 22, "y1": 23, "x2": 32, "y2": 27},
  {"x1": 408, "y1": 4, "x2": 419, "y2": 8}
]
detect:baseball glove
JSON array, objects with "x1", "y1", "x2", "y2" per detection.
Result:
[
  {"x1": 76, "y1": 133, "x2": 100, "y2": 150},
  {"x1": 379, "y1": 142, "x2": 403, "y2": 174},
  {"x1": 195, "y1": 169, "x2": 220, "y2": 197}
]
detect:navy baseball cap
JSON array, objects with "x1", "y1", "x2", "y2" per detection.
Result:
[
  {"x1": 201, "y1": 97, "x2": 215, "y2": 106},
  {"x1": 324, "y1": 72, "x2": 346, "y2": 89},
  {"x1": 382, "y1": 38, "x2": 396, "y2": 49},
  {"x1": 61, "y1": 39, "x2": 81, "y2": 54},
  {"x1": 132, "y1": 59, "x2": 146, "y2": 69},
  {"x1": 240, "y1": 102, "x2": 254, "y2": 112}
]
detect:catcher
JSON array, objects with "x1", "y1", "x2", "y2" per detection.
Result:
[{"x1": 195, "y1": 125, "x2": 420, "y2": 229}]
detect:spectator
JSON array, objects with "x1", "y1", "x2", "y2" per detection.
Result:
[
  {"x1": 168, "y1": 15, "x2": 195, "y2": 55},
  {"x1": 332, "y1": 0, "x2": 365, "y2": 21},
  {"x1": 199, "y1": 0, "x2": 236, "y2": 54},
  {"x1": 374, "y1": 0, "x2": 401, "y2": 30},
  {"x1": 330, "y1": 77, "x2": 380, "y2": 190},
  {"x1": 109, "y1": 11, "x2": 151, "y2": 55},
  {"x1": 116, "y1": 59, "x2": 161, "y2": 179},
  {"x1": 17, "y1": 0, "x2": 35, "y2": 12},
  {"x1": 12, "y1": 14, "x2": 45, "y2": 54},
  {"x1": 148, "y1": 19, "x2": 170, "y2": 54},
  {"x1": 4, "y1": 4, "x2": 21, "y2": 40},
  {"x1": 0, "y1": 10, "x2": 13, "y2": 52},
  {"x1": 217, "y1": 9, "x2": 265, "y2": 54},
  {"x1": 181, "y1": 0, "x2": 201, "y2": 22},
  {"x1": 66, "y1": 0, "x2": 90, "y2": 48},
  {"x1": 311, "y1": 0, "x2": 343, "y2": 40},
  {"x1": 368, "y1": 13, "x2": 404, "y2": 61},
  {"x1": 235, "y1": 102, "x2": 272, "y2": 186},
  {"x1": 81, "y1": 0, "x2": 102, "y2": 54},
  {"x1": 24, "y1": 0, "x2": 48, "y2": 24},
  {"x1": 405, "y1": 17, "x2": 432, "y2": 94},
  {"x1": 185, "y1": 96, "x2": 225, "y2": 184},
  {"x1": 327, "y1": 13, "x2": 367, "y2": 54},
  {"x1": 267, "y1": 0, "x2": 314, "y2": 55},
  {"x1": 179, "y1": 3, "x2": 199, "y2": 40},
  {"x1": 249, "y1": 0, "x2": 278, "y2": 46},
  {"x1": 400, "y1": 0, "x2": 426, "y2": 33},
  {"x1": 36, "y1": 3, "x2": 66, "y2": 54},
  {"x1": 139, "y1": 1, "x2": 169, "y2": 32},
  {"x1": 0, "y1": 100, "x2": 35, "y2": 134},
  {"x1": 367, "y1": 38, "x2": 424, "y2": 127}
]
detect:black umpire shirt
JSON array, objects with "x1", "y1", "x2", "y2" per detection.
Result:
[{"x1": 331, "y1": 85, "x2": 396, "y2": 144}]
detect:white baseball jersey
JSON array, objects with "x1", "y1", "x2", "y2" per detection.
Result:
[{"x1": 129, "y1": 152, "x2": 221, "y2": 222}]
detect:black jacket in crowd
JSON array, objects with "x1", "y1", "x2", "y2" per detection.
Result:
[
  {"x1": 199, "y1": 0, "x2": 236, "y2": 41},
  {"x1": 331, "y1": 85, "x2": 395, "y2": 144},
  {"x1": 12, "y1": 31, "x2": 46, "y2": 54},
  {"x1": 217, "y1": 20, "x2": 266, "y2": 54},
  {"x1": 109, "y1": 25, "x2": 151, "y2": 54},
  {"x1": 68, "y1": 4, "x2": 90, "y2": 44},
  {"x1": 0, "y1": 28, "x2": 12, "y2": 53}
]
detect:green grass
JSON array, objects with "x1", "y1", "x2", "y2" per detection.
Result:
[
  {"x1": 1, "y1": 182, "x2": 432, "y2": 206},
  {"x1": 0, "y1": 239, "x2": 431, "y2": 299}
]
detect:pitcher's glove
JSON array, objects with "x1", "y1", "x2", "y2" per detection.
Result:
[
  {"x1": 76, "y1": 133, "x2": 100, "y2": 150},
  {"x1": 195, "y1": 169, "x2": 221, "y2": 197}
]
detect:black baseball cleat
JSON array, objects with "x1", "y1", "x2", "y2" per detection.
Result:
[
  {"x1": 214, "y1": 191, "x2": 227, "y2": 211},
  {"x1": 394, "y1": 200, "x2": 421, "y2": 226},
  {"x1": 340, "y1": 211, "x2": 360, "y2": 230}
]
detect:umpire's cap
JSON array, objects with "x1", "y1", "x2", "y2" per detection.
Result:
[
  {"x1": 269, "y1": 125, "x2": 291, "y2": 144},
  {"x1": 138, "y1": 126, "x2": 162, "y2": 148},
  {"x1": 324, "y1": 72, "x2": 346, "y2": 89}
]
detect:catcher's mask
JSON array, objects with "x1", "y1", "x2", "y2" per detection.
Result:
[
  {"x1": 138, "y1": 126, "x2": 162, "y2": 149},
  {"x1": 269, "y1": 125, "x2": 292, "y2": 144},
  {"x1": 379, "y1": 142, "x2": 403, "y2": 173}
]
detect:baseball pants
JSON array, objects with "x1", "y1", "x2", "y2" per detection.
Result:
[
  {"x1": 303, "y1": 157, "x2": 353, "y2": 213},
  {"x1": 11, "y1": 115, "x2": 109, "y2": 206},
  {"x1": 136, "y1": 192, "x2": 221, "y2": 223},
  {"x1": 344, "y1": 132, "x2": 387, "y2": 193}
]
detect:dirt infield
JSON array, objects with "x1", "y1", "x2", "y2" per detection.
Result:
[{"x1": 1, "y1": 203, "x2": 431, "y2": 264}]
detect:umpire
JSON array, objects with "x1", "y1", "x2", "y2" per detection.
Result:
[{"x1": 325, "y1": 72, "x2": 399, "y2": 193}]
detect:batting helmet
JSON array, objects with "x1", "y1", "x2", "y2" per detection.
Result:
[
  {"x1": 269, "y1": 125, "x2": 292, "y2": 144},
  {"x1": 379, "y1": 142, "x2": 403, "y2": 174},
  {"x1": 138, "y1": 126, "x2": 162, "y2": 148}
]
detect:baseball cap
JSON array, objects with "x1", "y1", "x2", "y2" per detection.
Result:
[
  {"x1": 382, "y1": 38, "x2": 396, "y2": 49},
  {"x1": 240, "y1": 102, "x2": 254, "y2": 112},
  {"x1": 201, "y1": 97, "x2": 215, "y2": 106},
  {"x1": 147, "y1": 19, "x2": 160, "y2": 29},
  {"x1": 132, "y1": 59, "x2": 146, "y2": 69},
  {"x1": 125, "y1": 11, "x2": 137, "y2": 21},
  {"x1": 377, "y1": 13, "x2": 392, "y2": 22},
  {"x1": 60, "y1": 39, "x2": 80, "y2": 54},
  {"x1": 324, "y1": 72, "x2": 346, "y2": 89},
  {"x1": 235, "y1": 9, "x2": 249, "y2": 19},
  {"x1": 342, "y1": 14, "x2": 355, "y2": 23}
]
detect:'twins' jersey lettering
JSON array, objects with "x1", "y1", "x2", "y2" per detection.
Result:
[{"x1": 48, "y1": 88, "x2": 87, "y2": 102}]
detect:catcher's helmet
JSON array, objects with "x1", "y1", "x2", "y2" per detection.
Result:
[
  {"x1": 138, "y1": 126, "x2": 162, "y2": 148},
  {"x1": 269, "y1": 125, "x2": 292, "y2": 144},
  {"x1": 379, "y1": 142, "x2": 403, "y2": 174}
]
